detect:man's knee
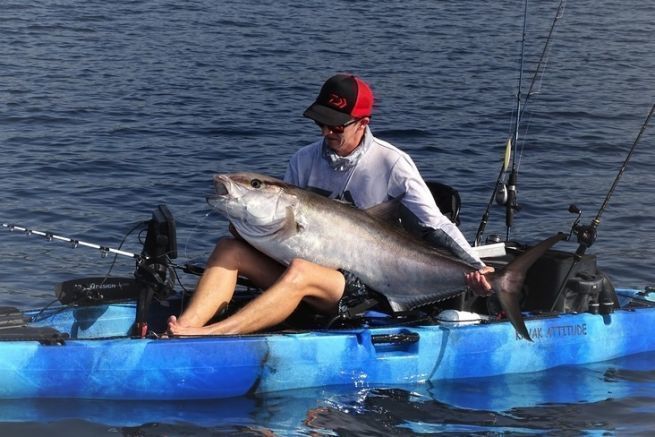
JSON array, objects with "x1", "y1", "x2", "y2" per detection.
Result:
[
  {"x1": 287, "y1": 258, "x2": 337, "y2": 280},
  {"x1": 283, "y1": 258, "x2": 313, "y2": 286},
  {"x1": 283, "y1": 258, "x2": 345, "y2": 302}
]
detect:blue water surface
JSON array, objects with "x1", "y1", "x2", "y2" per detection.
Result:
[{"x1": 1, "y1": 0, "x2": 654, "y2": 434}]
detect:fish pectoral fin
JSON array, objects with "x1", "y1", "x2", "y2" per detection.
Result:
[{"x1": 274, "y1": 206, "x2": 303, "y2": 240}]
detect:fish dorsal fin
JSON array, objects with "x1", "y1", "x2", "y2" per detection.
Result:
[{"x1": 364, "y1": 198, "x2": 403, "y2": 225}]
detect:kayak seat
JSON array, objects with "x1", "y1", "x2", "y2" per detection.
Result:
[
  {"x1": 426, "y1": 181, "x2": 461, "y2": 226},
  {"x1": 521, "y1": 249, "x2": 620, "y2": 314}
]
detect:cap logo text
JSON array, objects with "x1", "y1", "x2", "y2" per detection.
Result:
[{"x1": 327, "y1": 93, "x2": 348, "y2": 109}]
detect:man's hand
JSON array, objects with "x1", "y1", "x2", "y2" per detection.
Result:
[{"x1": 465, "y1": 265, "x2": 494, "y2": 297}]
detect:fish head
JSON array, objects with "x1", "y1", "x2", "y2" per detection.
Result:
[{"x1": 208, "y1": 173, "x2": 298, "y2": 239}]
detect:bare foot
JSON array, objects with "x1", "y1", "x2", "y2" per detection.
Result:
[{"x1": 167, "y1": 315, "x2": 213, "y2": 336}]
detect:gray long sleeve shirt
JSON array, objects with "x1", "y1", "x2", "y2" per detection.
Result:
[{"x1": 284, "y1": 127, "x2": 484, "y2": 268}]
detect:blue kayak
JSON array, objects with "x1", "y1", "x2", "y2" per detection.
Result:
[
  {"x1": 0, "y1": 287, "x2": 653, "y2": 400},
  {"x1": 2, "y1": 205, "x2": 654, "y2": 400}
]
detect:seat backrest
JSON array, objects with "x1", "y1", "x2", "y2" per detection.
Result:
[{"x1": 425, "y1": 181, "x2": 461, "y2": 226}]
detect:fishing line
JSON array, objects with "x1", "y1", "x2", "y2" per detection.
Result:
[
  {"x1": 515, "y1": 0, "x2": 565, "y2": 173},
  {"x1": 514, "y1": 0, "x2": 566, "y2": 163},
  {"x1": 106, "y1": 220, "x2": 150, "y2": 276},
  {"x1": 518, "y1": 0, "x2": 566, "y2": 122},
  {"x1": 181, "y1": 208, "x2": 217, "y2": 261},
  {"x1": 515, "y1": 112, "x2": 534, "y2": 172},
  {"x1": 173, "y1": 208, "x2": 220, "y2": 308},
  {"x1": 512, "y1": 0, "x2": 529, "y2": 151}
]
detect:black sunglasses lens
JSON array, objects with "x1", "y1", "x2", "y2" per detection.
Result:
[{"x1": 314, "y1": 120, "x2": 353, "y2": 133}]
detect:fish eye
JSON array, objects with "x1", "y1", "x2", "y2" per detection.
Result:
[{"x1": 251, "y1": 178, "x2": 262, "y2": 189}]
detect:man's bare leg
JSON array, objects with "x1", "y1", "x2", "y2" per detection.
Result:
[
  {"x1": 168, "y1": 258, "x2": 346, "y2": 335},
  {"x1": 169, "y1": 238, "x2": 285, "y2": 330}
]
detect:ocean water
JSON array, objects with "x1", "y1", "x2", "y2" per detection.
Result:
[{"x1": 1, "y1": 0, "x2": 654, "y2": 434}]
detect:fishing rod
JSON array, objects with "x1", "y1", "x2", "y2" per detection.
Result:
[
  {"x1": 2, "y1": 210, "x2": 197, "y2": 277},
  {"x1": 2, "y1": 211, "x2": 182, "y2": 335},
  {"x1": 1, "y1": 222, "x2": 145, "y2": 260},
  {"x1": 570, "y1": 103, "x2": 655, "y2": 256},
  {"x1": 502, "y1": 0, "x2": 529, "y2": 243},
  {"x1": 549, "y1": 104, "x2": 655, "y2": 313},
  {"x1": 475, "y1": 0, "x2": 567, "y2": 246}
]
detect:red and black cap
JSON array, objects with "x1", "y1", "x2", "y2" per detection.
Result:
[{"x1": 303, "y1": 74, "x2": 374, "y2": 126}]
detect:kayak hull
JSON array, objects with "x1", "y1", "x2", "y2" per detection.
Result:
[{"x1": 0, "y1": 288, "x2": 653, "y2": 400}]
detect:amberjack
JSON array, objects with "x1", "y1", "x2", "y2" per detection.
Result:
[{"x1": 207, "y1": 172, "x2": 564, "y2": 340}]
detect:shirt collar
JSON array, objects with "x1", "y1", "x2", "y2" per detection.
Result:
[{"x1": 321, "y1": 127, "x2": 373, "y2": 172}]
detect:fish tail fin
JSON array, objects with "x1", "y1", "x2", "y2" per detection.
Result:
[{"x1": 491, "y1": 233, "x2": 566, "y2": 341}]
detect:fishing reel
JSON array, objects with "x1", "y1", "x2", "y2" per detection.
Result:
[
  {"x1": 567, "y1": 204, "x2": 598, "y2": 254},
  {"x1": 495, "y1": 182, "x2": 508, "y2": 206},
  {"x1": 497, "y1": 170, "x2": 520, "y2": 233}
]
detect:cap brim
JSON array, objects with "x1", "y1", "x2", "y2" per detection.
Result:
[{"x1": 303, "y1": 103, "x2": 353, "y2": 126}]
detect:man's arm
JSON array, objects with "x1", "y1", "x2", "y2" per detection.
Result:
[{"x1": 389, "y1": 155, "x2": 485, "y2": 268}]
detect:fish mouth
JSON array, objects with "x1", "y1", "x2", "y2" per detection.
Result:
[
  {"x1": 213, "y1": 175, "x2": 231, "y2": 196},
  {"x1": 214, "y1": 180, "x2": 229, "y2": 196},
  {"x1": 206, "y1": 175, "x2": 231, "y2": 205}
]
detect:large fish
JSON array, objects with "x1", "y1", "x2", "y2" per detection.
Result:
[{"x1": 207, "y1": 172, "x2": 564, "y2": 340}]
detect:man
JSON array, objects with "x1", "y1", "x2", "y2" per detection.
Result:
[{"x1": 168, "y1": 74, "x2": 491, "y2": 336}]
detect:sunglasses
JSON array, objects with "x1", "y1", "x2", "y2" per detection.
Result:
[{"x1": 314, "y1": 118, "x2": 361, "y2": 133}]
